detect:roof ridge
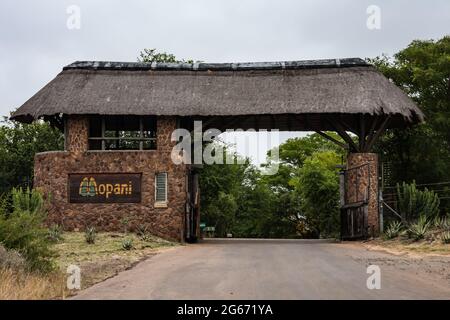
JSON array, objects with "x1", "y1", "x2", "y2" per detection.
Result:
[{"x1": 63, "y1": 58, "x2": 370, "y2": 71}]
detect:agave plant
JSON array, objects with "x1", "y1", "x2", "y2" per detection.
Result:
[
  {"x1": 441, "y1": 231, "x2": 450, "y2": 244},
  {"x1": 122, "y1": 238, "x2": 133, "y2": 250},
  {"x1": 407, "y1": 216, "x2": 430, "y2": 241},
  {"x1": 47, "y1": 224, "x2": 63, "y2": 243},
  {"x1": 433, "y1": 216, "x2": 449, "y2": 230},
  {"x1": 384, "y1": 220, "x2": 403, "y2": 239},
  {"x1": 85, "y1": 226, "x2": 97, "y2": 244}
]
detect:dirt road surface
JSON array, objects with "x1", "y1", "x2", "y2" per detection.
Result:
[{"x1": 73, "y1": 239, "x2": 450, "y2": 299}]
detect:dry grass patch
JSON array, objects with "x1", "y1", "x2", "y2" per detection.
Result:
[
  {"x1": 0, "y1": 268, "x2": 68, "y2": 300},
  {"x1": 362, "y1": 238, "x2": 450, "y2": 256}
]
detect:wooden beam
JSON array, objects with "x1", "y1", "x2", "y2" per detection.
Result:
[
  {"x1": 362, "y1": 117, "x2": 379, "y2": 151},
  {"x1": 364, "y1": 115, "x2": 391, "y2": 152},
  {"x1": 315, "y1": 131, "x2": 348, "y2": 150},
  {"x1": 327, "y1": 117, "x2": 359, "y2": 152},
  {"x1": 359, "y1": 114, "x2": 366, "y2": 151}
]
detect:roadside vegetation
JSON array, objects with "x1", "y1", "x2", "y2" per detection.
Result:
[
  {"x1": 376, "y1": 181, "x2": 450, "y2": 254},
  {"x1": 0, "y1": 188, "x2": 176, "y2": 299}
]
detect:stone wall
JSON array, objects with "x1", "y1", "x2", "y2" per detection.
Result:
[
  {"x1": 67, "y1": 115, "x2": 89, "y2": 152},
  {"x1": 346, "y1": 153, "x2": 379, "y2": 236},
  {"x1": 34, "y1": 116, "x2": 186, "y2": 242}
]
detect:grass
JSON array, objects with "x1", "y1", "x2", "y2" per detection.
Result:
[
  {"x1": 367, "y1": 235, "x2": 450, "y2": 255},
  {"x1": 53, "y1": 232, "x2": 177, "y2": 291},
  {"x1": 0, "y1": 268, "x2": 68, "y2": 300},
  {"x1": 0, "y1": 232, "x2": 177, "y2": 299}
]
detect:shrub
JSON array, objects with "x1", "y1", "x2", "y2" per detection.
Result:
[
  {"x1": 47, "y1": 224, "x2": 63, "y2": 243},
  {"x1": 0, "y1": 189, "x2": 55, "y2": 272},
  {"x1": 396, "y1": 181, "x2": 440, "y2": 221},
  {"x1": 136, "y1": 225, "x2": 147, "y2": 237},
  {"x1": 407, "y1": 216, "x2": 431, "y2": 241},
  {"x1": 384, "y1": 221, "x2": 403, "y2": 239},
  {"x1": 120, "y1": 217, "x2": 130, "y2": 233},
  {"x1": 441, "y1": 231, "x2": 450, "y2": 244},
  {"x1": 0, "y1": 245, "x2": 27, "y2": 270},
  {"x1": 0, "y1": 268, "x2": 66, "y2": 299},
  {"x1": 121, "y1": 238, "x2": 133, "y2": 250},
  {"x1": 84, "y1": 227, "x2": 97, "y2": 244},
  {"x1": 11, "y1": 187, "x2": 44, "y2": 215},
  {"x1": 139, "y1": 233, "x2": 152, "y2": 242}
]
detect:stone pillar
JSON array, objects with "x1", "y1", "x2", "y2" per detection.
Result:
[
  {"x1": 67, "y1": 116, "x2": 89, "y2": 152},
  {"x1": 156, "y1": 116, "x2": 177, "y2": 153},
  {"x1": 346, "y1": 153, "x2": 379, "y2": 236}
]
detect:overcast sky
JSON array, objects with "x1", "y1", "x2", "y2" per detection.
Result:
[{"x1": 0, "y1": 0, "x2": 448, "y2": 164}]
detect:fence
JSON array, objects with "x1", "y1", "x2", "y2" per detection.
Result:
[{"x1": 381, "y1": 180, "x2": 450, "y2": 225}]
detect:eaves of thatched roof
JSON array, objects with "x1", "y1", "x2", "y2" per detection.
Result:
[{"x1": 10, "y1": 58, "x2": 423, "y2": 130}]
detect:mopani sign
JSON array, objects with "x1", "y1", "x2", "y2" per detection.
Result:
[{"x1": 69, "y1": 173, "x2": 141, "y2": 203}]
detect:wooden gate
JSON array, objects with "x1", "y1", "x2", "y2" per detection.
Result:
[
  {"x1": 185, "y1": 168, "x2": 200, "y2": 242},
  {"x1": 340, "y1": 163, "x2": 370, "y2": 239}
]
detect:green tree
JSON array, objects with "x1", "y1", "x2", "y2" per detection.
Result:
[
  {"x1": 0, "y1": 118, "x2": 63, "y2": 195},
  {"x1": 370, "y1": 36, "x2": 450, "y2": 185},
  {"x1": 138, "y1": 48, "x2": 194, "y2": 64},
  {"x1": 291, "y1": 151, "x2": 341, "y2": 238}
]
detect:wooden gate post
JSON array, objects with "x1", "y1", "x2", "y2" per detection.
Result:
[{"x1": 346, "y1": 153, "x2": 380, "y2": 237}]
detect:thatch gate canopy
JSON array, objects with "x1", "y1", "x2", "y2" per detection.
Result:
[{"x1": 11, "y1": 58, "x2": 423, "y2": 152}]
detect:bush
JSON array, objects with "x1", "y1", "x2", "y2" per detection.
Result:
[
  {"x1": 384, "y1": 221, "x2": 403, "y2": 239},
  {"x1": 47, "y1": 224, "x2": 63, "y2": 243},
  {"x1": 0, "y1": 188, "x2": 54, "y2": 272},
  {"x1": 11, "y1": 187, "x2": 44, "y2": 215},
  {"x1": 407, "y1": 216, "x2": 431, "y2": 241},
  {"x1": 121, "y1": 238, "x2": 133, "y2": 250},
  {"x1": 136, "y1": 225, "x2": 148, "y2": 237},
  {"x1": 396, "y1": 181, "x2": 440, "y2": 221},
  {"x1": 0, "y1": 245, "x2": 27, "y2": 270},
  {"x1": 84, "y1": 227, "x2": 97, "y2": 244}
]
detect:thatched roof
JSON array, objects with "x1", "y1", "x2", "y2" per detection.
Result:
[{"x1": 11, "y1": 58, "x2": 423, "y2": 131}]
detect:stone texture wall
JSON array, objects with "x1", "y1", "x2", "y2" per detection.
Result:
[
  {"x1": 346, "y1": 153, "x2": 379, "y2": 236},
  {"x1": 67, "y1": 116, "x2": 89, "y2": 152},
  {"x1": 34, "y1": 116, "x2": 186, "y2": 242}
]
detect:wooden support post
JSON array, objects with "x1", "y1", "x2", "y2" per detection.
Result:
[{"x1": 327, "y1": 119, "x2": 360, "y2": 152}]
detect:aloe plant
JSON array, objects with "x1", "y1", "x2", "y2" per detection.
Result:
[
  {"x1": 384, "y1": 220, "x2": 403, "y2": 239},
  {"x1": 407, "y1": 216, "x2": 430, "y2": 241}
]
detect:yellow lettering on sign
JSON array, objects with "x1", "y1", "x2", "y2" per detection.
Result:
[
  {"x1": 106, "y1": 184, "x2": 114, "y2": 198},
  {"x1": 79, "y1": 177, "x2": 135, "y2": 199},
  {"x1": 98, "y1": 184, "x2": 106, "y2": 195}
]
